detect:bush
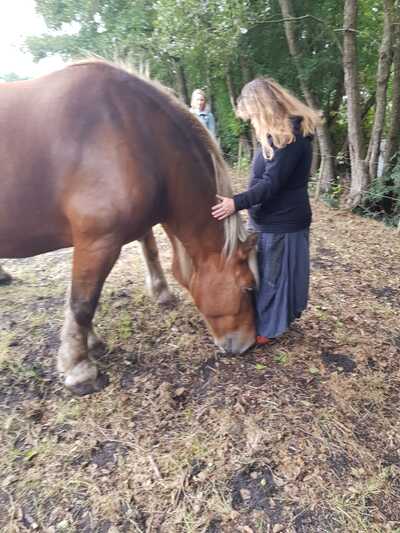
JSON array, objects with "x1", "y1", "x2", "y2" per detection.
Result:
[{"x1": 357, "y1": 161, "x2": 400, "y2": 227}]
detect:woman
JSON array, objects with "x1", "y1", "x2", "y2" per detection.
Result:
[
  {"x1": 212, "y1": 78, "x2": 320, "y2": 345},
  {"x1": 190, "y1": 89, "x2": 216, "y2": 137}
]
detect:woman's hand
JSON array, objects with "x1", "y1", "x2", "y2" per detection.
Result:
[{"x1": 211, "y1": 194, "x2": 236, "y2": 220}]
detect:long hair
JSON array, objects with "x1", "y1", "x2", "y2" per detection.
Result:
[{"x1": 236, "y1": 78, "x2": 321, "y2": 159}]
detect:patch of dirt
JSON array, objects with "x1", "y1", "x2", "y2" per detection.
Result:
[
  {"x1": 371, "y1": 286, "x2": 400, "y2": 307},
  {"x1": 321, "y1": 352, "x2": 357, "y2": 373},
  {"x1": 231, "y1": 464, "x2": 279, "y2": 515},
  {"x1": 294, "y1": 507, "x2": 341, "y2": 533}
]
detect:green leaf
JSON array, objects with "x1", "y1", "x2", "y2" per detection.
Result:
[{"x1": 274, "y1": 352, "x2": 288, "y2": 365}]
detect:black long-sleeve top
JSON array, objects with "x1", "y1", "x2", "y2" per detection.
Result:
[{"x1": 233, "y1": 117, "x2": 313, "y2": 233}]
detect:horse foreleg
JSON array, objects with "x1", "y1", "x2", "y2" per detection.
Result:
[
  {"x1": 58, "y1": 239, "x2": 121, "y2": 396},
  {"x1": 139, "y1": 229, "x2": 175, "y2": 305},
  {"x1": 0, "y1": 264, "x2": 12, "y2": 285}
]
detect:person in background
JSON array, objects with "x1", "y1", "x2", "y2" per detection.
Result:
[
  {"x1": 211, "y1": 78, "x2": 321, "y2": 345},
  {"x1": 190, "y1": 89, "x2": 216, "y2": 137}
]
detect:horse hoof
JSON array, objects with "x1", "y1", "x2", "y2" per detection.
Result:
[
  {"x1": 0, "y1": 272, "x2": 12, "y2": 285},
  {"x1": 157, "y1": 291, "x2": 176, "y2": 306},
  {"x1": 67, "y1": 372, "x2": 110, "y2": 396}
]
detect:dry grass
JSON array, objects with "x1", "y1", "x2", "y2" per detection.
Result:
[{"x1": 0, "y1": 175, "x2": 399, "y2": 532}]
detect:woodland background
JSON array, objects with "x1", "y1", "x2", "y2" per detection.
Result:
[{"x1": 1, "y1": 0, "x2": 400, "y2": 227}]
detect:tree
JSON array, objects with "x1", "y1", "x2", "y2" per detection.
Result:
[
  {"x1": 383, "y1": 1, "x2": 400, "y2": 175},
  {"x1": 367, "y1": 0, "x2": 394, "y2": 181},
  {"x1": 343, "y1": 0, "x2": 369, "y2": 208}
]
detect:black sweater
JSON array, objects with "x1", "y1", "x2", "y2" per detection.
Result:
[{"x1": 233, "y1": 117, "x2": 313, "y2": 233}]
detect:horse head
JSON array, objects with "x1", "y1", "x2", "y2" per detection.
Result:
[{"x1": 188, "y1": 234, "x2": 258, "y2": 354}]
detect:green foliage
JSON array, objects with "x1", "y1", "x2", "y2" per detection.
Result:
[
  {"x1": 321, "y1": 179, "x2": 344, "y2": 209},
  {"x1": 358, "y1": 161, "x2": 400, "y2": 227}
]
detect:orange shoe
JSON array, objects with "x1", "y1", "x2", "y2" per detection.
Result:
[{"x1": 256, "y1": 335, "x2": 272, "y2": 345}]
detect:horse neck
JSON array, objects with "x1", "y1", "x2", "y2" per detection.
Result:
[
  {"x1": 170, "y1": 216, "x2": 226, "y2": 265},
  {"x1": 163, "y1": 206, "x2": 228, "y2": 290}
]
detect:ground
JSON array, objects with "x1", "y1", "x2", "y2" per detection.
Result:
[{"x1": 0, "y1": 177, "x2": 399, "y2": 533}]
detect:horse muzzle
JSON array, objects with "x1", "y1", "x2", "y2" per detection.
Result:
[{"x1": 214, "y1": 332, "x2": 255, "y2": 355}]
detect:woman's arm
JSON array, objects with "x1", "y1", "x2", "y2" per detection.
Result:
[{"x1": 233, "y1": 140, "x2": 301, "y2": 211}]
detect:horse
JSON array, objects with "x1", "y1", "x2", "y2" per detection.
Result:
[{"x1": 0, "y1": 60, "x2": 258, "y2": 395}]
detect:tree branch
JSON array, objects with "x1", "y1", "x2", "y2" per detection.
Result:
[{"x1": 249, "y1": 14, "x2": 343, "y2": 54}]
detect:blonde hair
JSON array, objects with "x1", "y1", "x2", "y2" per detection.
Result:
[
  {"x1": 191, "y1": 88, "x2": 207, "y2": 108},
  {"x1": 236, "y1": 78, "x2": 321, "y2": 159}
]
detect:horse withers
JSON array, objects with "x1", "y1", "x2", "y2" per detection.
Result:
[{"x1": 0, "y1": 61, "x2": 258, "y2": 395}]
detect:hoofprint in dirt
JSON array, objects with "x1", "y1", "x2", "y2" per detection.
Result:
[{"x1": 0, "y1": 189, "x2": 399, "y2": 532}]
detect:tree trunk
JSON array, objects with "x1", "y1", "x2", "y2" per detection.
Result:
[
  {"x1": 206, "y1": 67, "x2": 215, "y2": 111},
  {"x1": 343, "y1": 0, "x2": 369, "y2": 208},
  {"x1": 239, "y1": 54, "x2": 254, "y2": 85},
  {"x1": 383, "y1": 4, "x2": 400, "y2": 175},
  {"x1": 238, "y1": 59, "x2": 258, "y2": 156},
  {"x1": 311, "y1": 138, "x2": 321, "y2": 177},
  {"x1": 225, "y1": 69, "x2": 237, "y2": 110},
  {"x1": 174, "y1": 59, "x2": 189, "y2": 105},
  {"x1": 340, "y1": 92, "x2": 376, "y2": 162},
  {"x1": 367, "y1": 0, "x2": 394, "y2": 181},
  {"x1": 278, "y1": 0, "x2": 336, "y2": 194}
]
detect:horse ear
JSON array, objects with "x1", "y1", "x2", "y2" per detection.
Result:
[{"x1": 238, "y1": 232, "x2": 258, "y2": 260}]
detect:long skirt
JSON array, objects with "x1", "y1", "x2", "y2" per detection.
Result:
[{"x1": 255, "y1": 229, "x2": 310, "y2": 338}]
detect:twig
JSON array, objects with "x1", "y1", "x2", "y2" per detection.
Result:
[
  {"x1": 249, "y1": 14, "x2": 343, "y2": 53},
  {"x1": 148, "y1": 454, "x2": 162, "y2": 479}
]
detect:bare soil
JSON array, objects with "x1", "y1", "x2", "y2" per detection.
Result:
[{"x1": 1, "y1": 179, "x2": 399, "y2": 532}]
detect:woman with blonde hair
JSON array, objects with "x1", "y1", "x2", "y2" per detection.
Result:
[
  {"x1": 190, "y1": 88, "x2": 216, "y2": 137},
  {"x1": 212, "y1": 78, "x2": 321, "y2": 345}
]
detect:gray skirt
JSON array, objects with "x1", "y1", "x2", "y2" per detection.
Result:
[{"x1": 255, "y1": 229, "x2": 310, "y2": 338}]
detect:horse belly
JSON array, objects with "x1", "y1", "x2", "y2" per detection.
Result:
[
  {"x1": 0, "y1": 185, "x2": 71, "y2": 258},
  {"x1": 0, "y1": 219, "x2": 71, "y2": 258}
]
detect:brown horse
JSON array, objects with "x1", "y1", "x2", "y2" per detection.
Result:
[{"x1": 0, "y1": 61, "x2": 258, "y2": 395}]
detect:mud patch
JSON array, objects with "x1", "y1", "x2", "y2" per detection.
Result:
[
  {"x1": 294, "y1": 507, "x2": 340, "y2": 533},
  {"x1": 321, "y1": 352, "x2": 357, "y2": 373},
  {"x1": 327, "y1": 452, "x2": 353, "y2": 477},
  {"x1": 231, "y1": 464, "x2": 279, "y2": 518},
  {"x1": 206, "y1": 518, "x2": 222, "y2": 532},
  {"x1": 90, "y1": 440, "x2": 127, "y2": 468},
  {"x1": 382, "y1": 450, "x2": 400, "y2": 467},
  {"x1": 371, "y1": 286, "x2": 400, "y2": 307}
]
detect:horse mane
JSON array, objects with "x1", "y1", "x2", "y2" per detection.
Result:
[{"x1": 69, "y1": 60, "x2": 248, "y2": 281}]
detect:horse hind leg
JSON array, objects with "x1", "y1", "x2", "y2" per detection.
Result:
[
  {"x1": 139, "y1": 229, "x2": 175, "y2": 305},
  {"x1": 0, "y1": 264, "x2": 12, "y2": 285},
  {"x1": 58, "y1": 238, "x2": 121, "y2": 396}
]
